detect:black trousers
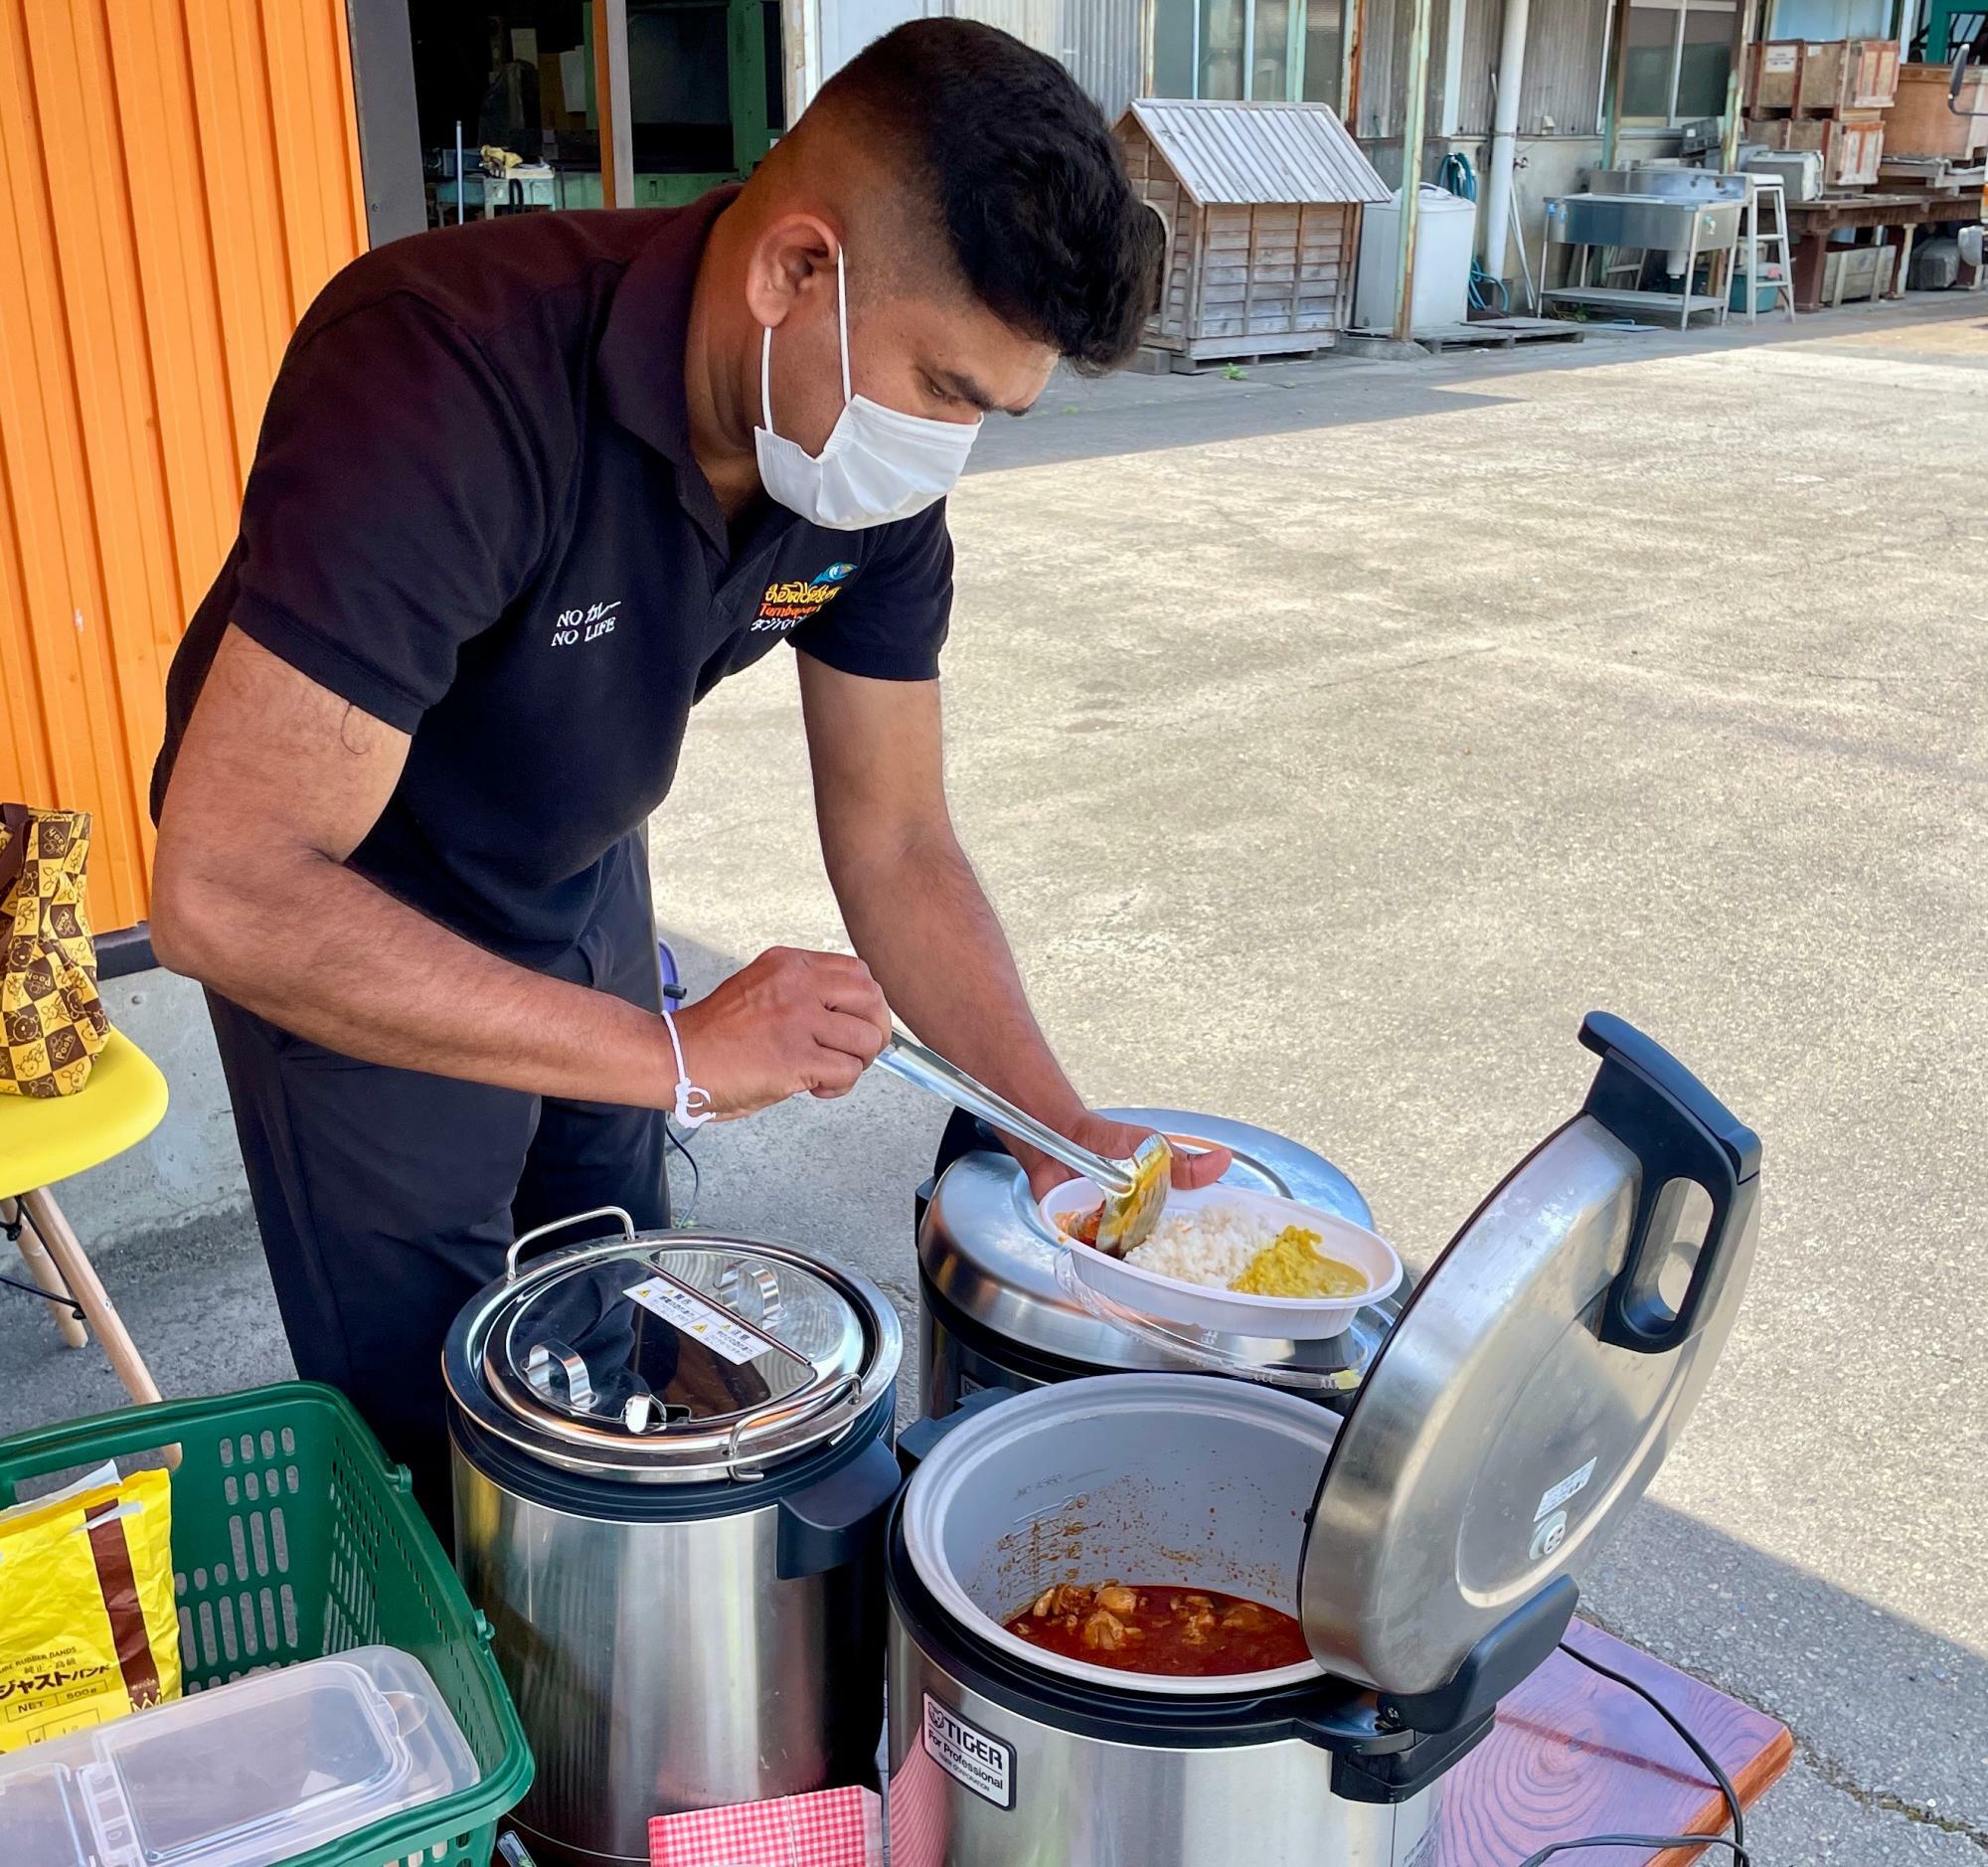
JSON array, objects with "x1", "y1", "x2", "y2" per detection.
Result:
[{"x1": 206, "y1": 838, "x2": 670, "y2": 1531}]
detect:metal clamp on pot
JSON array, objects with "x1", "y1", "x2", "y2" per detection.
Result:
[
  {"x1": 445, "y1": 1212, "x2": 905, "y2": 1867},
  {"x1": 886, "y1": 1014, "x2": 1763, "y2": 1867}
]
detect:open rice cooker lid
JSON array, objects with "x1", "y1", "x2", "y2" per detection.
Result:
[
  {"x1": 919, "y1": 1106, "x2": 1398, "y2": 1385},
  {"x1": 444, "y1": 1209, "x2": 902, "y2": 1483},
  {"x1": 1297, "y1": 1015, "x2": 1763, "y2": 1696}
]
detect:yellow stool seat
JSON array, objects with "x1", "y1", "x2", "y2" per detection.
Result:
[{"x1": 0, "y1": 1030, "x2": 169, "y2": 1201}]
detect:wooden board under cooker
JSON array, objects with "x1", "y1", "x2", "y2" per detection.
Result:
[{"x1": 1435, "y1": 1619, "x2": 1792, "y2": 1865}]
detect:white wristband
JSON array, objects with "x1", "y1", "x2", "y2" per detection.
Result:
[{"x1": 660, "y1": 1007, "x2": 714, "y2": 1129}]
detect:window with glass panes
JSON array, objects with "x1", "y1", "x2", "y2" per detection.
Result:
[
  {"x1": 1157, "y1": 0, "x2": 1344, "y2": 101},
  {"x1": 1619, "y1": 0, "x2": 1736, "y2": 122}
]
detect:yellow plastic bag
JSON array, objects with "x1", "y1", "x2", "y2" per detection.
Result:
[{"x1": 0, "y1": 1468, "x2": 180, "y2": 1751}]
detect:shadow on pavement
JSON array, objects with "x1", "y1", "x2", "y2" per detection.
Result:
[{"x1": 1584, "y1": 1500, "x2": 1988, "y2": 1846}]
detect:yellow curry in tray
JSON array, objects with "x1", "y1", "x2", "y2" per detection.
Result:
[{"x1": 1230, "y1": 1226, "x2": 1366, "y2": 1299}]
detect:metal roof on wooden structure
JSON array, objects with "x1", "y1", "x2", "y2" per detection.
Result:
[{"x1": 1118, "y1": 99, "x2": 1391, "y2": 208}]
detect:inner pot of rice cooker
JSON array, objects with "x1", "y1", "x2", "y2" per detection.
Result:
[
  {"x1": 886, "y1": 1014, "x2": 1762, "y2": 1867},
  {"x1": 444, "y1": 1209, "x2": 903, "y2": 1867},
  {"x1": 914, "y1": 1104, "x2": 1403, "y2": 1417}
]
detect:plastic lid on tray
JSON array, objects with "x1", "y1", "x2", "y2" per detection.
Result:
[
  {"x1": 0, "y1": 1644, "x2": 479, "y2": 1867},
  {"x1": 1049, "y1": 1252, "x2": 1379, "y2": 1393},
  {"x1": 1041, "y1": 1179, "x2": 1404, "y2": 1343}
]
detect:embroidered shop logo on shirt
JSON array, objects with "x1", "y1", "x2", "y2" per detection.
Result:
[
  {"x1": 550, "y1": 599, "x2": 621, "y2": 647},
  {"x1": 752, "y1": 562, "x2": 856, "y2": 632}
]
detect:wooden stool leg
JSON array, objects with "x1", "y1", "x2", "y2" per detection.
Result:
[
  {"x1": 19, "y1": 1189, "x2": 163, "y2": 1407},
  {"x1": 3, "y1": 1194, "x2": 89, "y2": 1349}
]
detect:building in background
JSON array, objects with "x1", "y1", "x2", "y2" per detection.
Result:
[
  {"x1": 0, "y1": 0, "x2": 1969, "y2": 943},
  {"x1": 1136, "y1": 0, "x2": 1952, "y2": 283}
]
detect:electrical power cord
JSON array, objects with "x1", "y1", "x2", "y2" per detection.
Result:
[
  {"x1": 1516, "y1": 1640, "x2": 1751, "y2": 1867},
  {"x1": 664, "y1": 1114, "x2": 702, "y2": 1229},
  {"x1": 1523, "y1": 1839, "x2": 1746, "y2": 1863},
  {"x1": 656, "y1": 965, "x2": 703, "y2": 1228}
]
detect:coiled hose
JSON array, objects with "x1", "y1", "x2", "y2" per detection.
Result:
[{"x1": 1438, "y1": 150, "x2": 1510, "y2": 316}]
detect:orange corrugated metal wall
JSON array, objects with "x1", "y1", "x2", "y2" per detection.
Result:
[{"x1": 0, "y1": 0, "x2": 369, "y2": 931}]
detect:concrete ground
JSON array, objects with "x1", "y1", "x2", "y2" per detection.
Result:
[{"x1": 7, "y1": 294, "x2": 1986, "y2": 1860}]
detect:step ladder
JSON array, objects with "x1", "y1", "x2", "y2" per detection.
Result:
[{"x1": 1735, "y1": 177, "x2": 1798, "y2": 325}]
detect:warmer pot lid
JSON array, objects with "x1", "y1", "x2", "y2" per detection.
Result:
[
  {"x1": 919, "y1": 1106, "x2": 1396, "y2": 1381},
  {"x1": 1298, "y1": 1014, "x2": 1762, "y2": 1695},
  {"x1": 444, "y1": 1207, "x2": 902, "y2": 1483}
]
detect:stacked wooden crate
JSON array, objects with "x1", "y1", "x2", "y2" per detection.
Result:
[
  {"x1": 1743, "y1": 39, "x2": 1898, "y2": 189},
  {"x1": 1883, "y1": 62, "x2": 1988, "y2": 161}
]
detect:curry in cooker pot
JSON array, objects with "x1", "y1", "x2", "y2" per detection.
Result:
[{"x1": 1004, "y1": 1582, "x2": 1309, "y2": 1676}]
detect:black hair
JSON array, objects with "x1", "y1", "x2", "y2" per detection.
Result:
[{"x1": 816, "y1": 20, "x2": 1162, "y2": 375}]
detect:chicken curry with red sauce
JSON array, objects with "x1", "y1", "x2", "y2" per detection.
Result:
[{"x1": 1004, "y1": 1581, "x2": 1309, "y2": 1677}]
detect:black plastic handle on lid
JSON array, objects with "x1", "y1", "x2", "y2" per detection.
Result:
[
  {"x1": 1577, "y1": 1012, "x2": 1761, "y2": 1355},
  {"x1": 894, "y1": 1384, "x2": 1017, "y2": 1475},
  {"x1": 914, "y1": 1109, "x2": 1005, "y2": 1241},
  {"x1": 931, "y1": 1107, "x2": 1002, "y2": 1182}
]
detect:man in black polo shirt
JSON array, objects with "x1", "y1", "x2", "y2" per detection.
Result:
[{"x1": 149, "y1": 20, "x2": 1225, "y2": 1517}]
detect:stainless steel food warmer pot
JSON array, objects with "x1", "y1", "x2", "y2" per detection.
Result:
[
  {"x1": 887, "y1": 1015, "x2": 1761, "y2": 1867},
  {"x1": 915, "y1": 1105, "x2": 1402, "y2": 1416},
  {"x1": 443, "y1": 1209, "x2": 903, "y2": 1867}
]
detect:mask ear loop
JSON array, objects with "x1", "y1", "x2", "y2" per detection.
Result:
[
  {"x1": 757, "y1": 241, "x2": 851, "y2": 436},
  {"x1": 834, "y1": 244, "x2": 852, "y2": 406}
]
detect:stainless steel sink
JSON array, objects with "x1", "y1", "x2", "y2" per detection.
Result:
[
  {"x1": 1547, "y1": 194, "x2": 1743, "y2": 255},
  {"x1": 1584, "y1": 167, "x2": 1747, "y2": 203}
]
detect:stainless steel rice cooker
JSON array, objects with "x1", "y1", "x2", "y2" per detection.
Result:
[
  {"x1": 444, "y1": 1210, "x2": 904, "y2": 1867},
  {"x1": 915, "y1": 1105, "x2": 1402, "y2": 1415},
  {"x1": 887, "y1": 1015, "x2": 1762, "y2": 1867}
]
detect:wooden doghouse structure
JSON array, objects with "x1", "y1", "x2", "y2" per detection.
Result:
[{"x1": 1114, "y1": 99, "x2": 1389, "y2": 372}]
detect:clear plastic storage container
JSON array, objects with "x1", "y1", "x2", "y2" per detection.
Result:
[{"x1": 0, "y1": 1646, "x2": 480, "y2": 1867}]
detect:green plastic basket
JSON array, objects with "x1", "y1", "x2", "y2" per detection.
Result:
[{"x1": 0, "y1": 1382, "x2": 533, "y2": 1867}]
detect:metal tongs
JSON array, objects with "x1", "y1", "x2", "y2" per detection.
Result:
[{"x1": 877, "y1": 1031, "x2": 1172, "y2": 1257}]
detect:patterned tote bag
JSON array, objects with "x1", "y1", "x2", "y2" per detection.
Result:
[{"x1": 0, "y1": 805, "x2": 110, "y2": 1098}]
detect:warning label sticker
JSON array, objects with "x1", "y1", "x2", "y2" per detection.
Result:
[
  {"x1": 1536, "y1": 1455, "x2": 1598, "y2": 1524},
  {"x1": 624, "y1": 1278, "x2": 764, "y2": 1366}
]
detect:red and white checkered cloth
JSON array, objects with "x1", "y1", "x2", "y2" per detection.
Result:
[
  {"x1": 881, "y1": 1729, "x2": 951, "y2": 1867},
  {"x1": 648, "y1": 1786, "x2": 883, "y2": 1867}
]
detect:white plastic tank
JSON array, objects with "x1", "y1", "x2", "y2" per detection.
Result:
[{"x1": 1355, "y1": 186, "x2": 1479, "y2": 334}]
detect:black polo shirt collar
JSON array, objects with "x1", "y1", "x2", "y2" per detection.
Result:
[{"x1": 597, "y1": 184, "x2": 742, "y2": 551}]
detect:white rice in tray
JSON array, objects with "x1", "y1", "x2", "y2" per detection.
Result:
[{"x1": 1123, "y1": 1201, "x2": 1281, "y2": 1288}]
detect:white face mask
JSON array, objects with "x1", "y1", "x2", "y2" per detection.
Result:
[{"x1": 753, "y1": 249, "x2": 981, "y2": 531}]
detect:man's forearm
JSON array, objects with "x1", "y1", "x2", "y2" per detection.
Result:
[
  {"x1": 154, "y1": 848, "x2": 676, "y2": 1107},
  {"x1": 830, "y1": 832, "x2": 1085, "y2": 1128}
]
